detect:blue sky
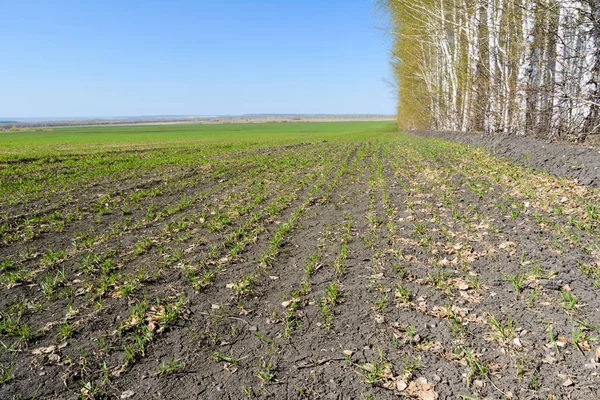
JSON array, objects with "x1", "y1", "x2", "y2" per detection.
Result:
[{"x1": 1, "y1": 1, "x2": 394, "y2": 118}]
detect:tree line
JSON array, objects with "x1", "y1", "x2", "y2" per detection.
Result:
[{"x1": 381, "y1": 0, "x2": 600, "y2": 141}]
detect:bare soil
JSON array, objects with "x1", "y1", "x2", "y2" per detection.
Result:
[
  {"x1": 2, "y1": 134, "x2": 600, "y2": 399},
  {"x1": 412, "y1": 130, "x2": 600, "y2": 187}
]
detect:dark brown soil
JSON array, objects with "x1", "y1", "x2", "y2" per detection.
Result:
[
  {"x1": 412, "y1": 130, "x2": 600, "y2": 187},
  {"x1": 2, "y1": 135, "x2": 600, "y2": 399}
]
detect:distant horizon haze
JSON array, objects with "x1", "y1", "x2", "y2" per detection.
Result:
[{"x1": 0, "y1": 113, "x2": 396, "y2": 123}]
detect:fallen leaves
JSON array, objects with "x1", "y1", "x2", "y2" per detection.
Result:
[
  {"x1": 557, "y1": 336, "x2": 568, "y2": 348},
  {"x1": 356, "y1": 361, "x2": 439, "y2": 400},
  {"x1": 398, "y1": 376, "x2": 439, "y2": 400},
  {"x1": 32, "y1": 342, "x2": 67, "y2": 365},
  {"x1": 580, "y1": 340, "x2": 592, "y2": 352},
  {"x1": 32, "y1": 342, "x2": 67, "y2": 355}
]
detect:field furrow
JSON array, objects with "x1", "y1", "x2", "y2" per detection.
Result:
[{"x1": 1, "y1": 122, "x2": 599, "y2": 399}]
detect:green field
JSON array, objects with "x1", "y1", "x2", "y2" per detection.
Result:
[{"x1": 0, "y1": 121, "x2": 397, "y2": 158}]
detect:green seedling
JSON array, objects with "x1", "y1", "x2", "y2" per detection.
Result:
[
  {"x1": 242, "y1": 386, "x2": 254, "y2": 398},
  {"x1": 529, "y1": 375, "x2": 539, "y2": 391},
  {"x1": 158, "y1": 359, "x2": 184, "y2": 375},
  {"x1": 257, "y1": 360, "x2": 277, "y2": 384},
  {"x1": 59, "y1": 321, "x2": 74, "y2": 340},
  {"x1": 487, "y1": 315, "x2": 517, "y2": 341},
  {"x1": 326, "y1": 282, "x2": 341, "y2": 305},
  {"x1": 320, "y1": 302, "x2": 332, "y2": 331},
  {"x1": 213, "y1": 350, "x2": 245, "y2": 366},
  {"x1": 373, "y1": 294, "x2": 388, "y2": 311},
  {"x1": 41, "y1": 249, "x2": 67, "y2": 267},
  {"x1": 355, "y1": 347, "x2": 390, "y2": 386},
  {"x1": 395, "y1": 284, "x2": 411, "y2": 303},
  {"x1": 463, "y1": 348, "x2": 488, "y2": 381},
  {"x1": 561, "y1": 290, "x2": 579, "y2": 311},
  {"x1": 134, "y1": 238, "x2": 153, "y2": 255},
  {"x1": 255, "y1": 330, "x2": 277, "y2": 352},
  {"x1": 571, "y1": 327, "x2": 586, "y2": 354},
  {"x1": 0, "y1": 363, "x2": 13, "y2": 383},
  {"x1": 507, "y1": 273, "x2": 526, "y2": 295}
]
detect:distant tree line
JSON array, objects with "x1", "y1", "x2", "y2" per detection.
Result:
[
  {"x1": 381, "y1": 0, "x2": 600, "y2": 141},
  {"x1": 0, "y1": 115, "x2": 395, "y2": 131},
  {"x1": 0, "y1": 117, "x2": 210, "y2": 130}
]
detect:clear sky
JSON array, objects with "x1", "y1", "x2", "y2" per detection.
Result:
[{"x1": 1, "y1": 0, "x2": 395, "y2": 119}]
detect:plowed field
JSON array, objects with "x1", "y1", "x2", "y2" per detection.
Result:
[{"x1": 1, "y1": 122, "x2": 600, "y2": 399}]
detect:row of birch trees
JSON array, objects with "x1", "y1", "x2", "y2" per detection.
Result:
[{"x1": 381, "y1": 0, "x2": 600, "y2": 141}]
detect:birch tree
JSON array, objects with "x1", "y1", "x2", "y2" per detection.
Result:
[{"x1": 381, "y1": 0, "x2": 600, "y2": 141}]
